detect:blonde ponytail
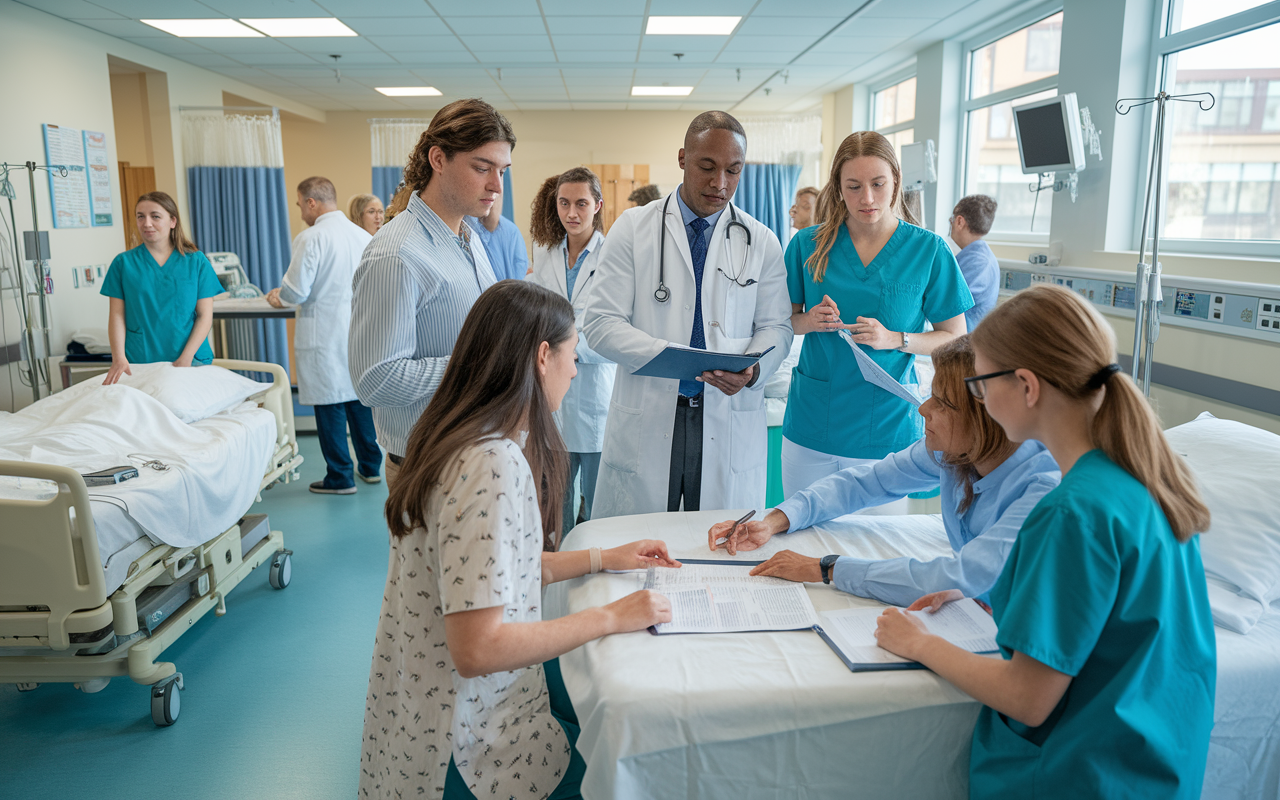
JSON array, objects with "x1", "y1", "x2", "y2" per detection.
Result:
[{"x1": 971, "y1": 285, "x2": 1210, "y2": 542}]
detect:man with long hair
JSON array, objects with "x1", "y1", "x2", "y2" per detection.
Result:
[{"x1": 348, "y1": 98, "x2": 516, "y2": 488}]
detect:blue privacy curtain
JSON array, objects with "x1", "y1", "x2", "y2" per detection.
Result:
[
  {"x1": 182, "y1": 111, "x2": 291, "y2": 377},
  {"x1": 370, "y1": 118, "x2": 514, "y2": 221},
  {"x1": 735, "y1": 163, "x2": 802, "y2": 244}
]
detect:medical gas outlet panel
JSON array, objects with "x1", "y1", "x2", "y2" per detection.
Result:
[{"x1": 998, "y1": 263, "x2": 1280, "y2": 345}]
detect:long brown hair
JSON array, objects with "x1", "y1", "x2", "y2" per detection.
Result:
[
  {"x1": 384, "y1": 183, "x2": 413, "y2": 222},
  {"x1": 133, "y1": 191, "x2": 197, "y2": 255},
  {"x1": 971, "y1": 285, "x2": 1210, "y2": 541},
  {"x1": 929, "y1": 335, "x2": 1019, "y2": 514},
  {"x1": 402, "y1": 98, "x2": 516, "y2": 192},
  {"x1": 385, "y1": 281, "x2": 574, "y2": 549},
  {"x1": 529, "y1": 166, "x2": 604, "y2": 249},
  {"x1": 806, "y1": 131, "x2": 919, "y2": 282}
]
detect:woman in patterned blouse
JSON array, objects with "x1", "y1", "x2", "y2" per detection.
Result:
[{"x1": 360, "y1": 280, "x2": 680, "y2": 800}]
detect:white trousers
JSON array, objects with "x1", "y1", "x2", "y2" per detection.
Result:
[{"x1": 780, "y1": 437, "x2": 910, "y2": 515}]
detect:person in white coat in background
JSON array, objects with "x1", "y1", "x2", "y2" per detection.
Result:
[
  {"x1": 528, "y1": 166, "x2": 615, "y2": 536},
  {"x1": 267, "y1": 176, "x2": 382, "y2": 494},
  {"x1": 584, "y1": 111, "x2": 792, "y2": 517}
]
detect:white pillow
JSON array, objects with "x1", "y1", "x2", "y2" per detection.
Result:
[
  {"x1": 91, "y1": 363, "x2": 273, "y2": 423},
  {"x1": 1164, "y1": 412, "x2": 1280, "y2": 634}
]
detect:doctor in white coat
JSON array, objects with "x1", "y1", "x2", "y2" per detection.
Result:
[
  {"x1": 584, "y1": 112, "x2": 792, "y2": 518},
  {"x1": 527, "y1": 166, "x2": 615, "y2": 535},
  {"x1": 267, "y1": 176, "x2": 382, "y2": 494}
]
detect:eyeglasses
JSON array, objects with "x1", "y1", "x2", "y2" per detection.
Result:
[{"x1": 964, "y1": 369, "x2": 1017, "y2": 400}]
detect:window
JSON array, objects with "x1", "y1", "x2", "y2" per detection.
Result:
[
  {"x1": 962, "y1": 10, "x2": 1065, "y2": 236},
  {"x1": 1169, "y1": 0, "x2": 1270, "y2": 33},
  {"x1": 872, "y1": 75, "x2": 916, "y2": 160},
  {"x1": 1153, "y1": 9, "x2": 1280, "y2": 249}
]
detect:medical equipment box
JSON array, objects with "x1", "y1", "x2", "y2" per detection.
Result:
[
  {"x1": 136, "y1": 570, "x2": 203, "y2": 634},
  {"x1": 239, "y1": 513, "x2": 271, "y2": 558}
]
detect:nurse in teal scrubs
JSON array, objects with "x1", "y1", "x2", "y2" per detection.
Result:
[
  {"x1": 875, "y1": 284, "x2": 1216, "y2": 799},
  {"x1": 783, "y1": 131, "x2": 972, "y2": 504},
  {"x1": 101, "y1": 191, "x2": 223, "y2": 385}
]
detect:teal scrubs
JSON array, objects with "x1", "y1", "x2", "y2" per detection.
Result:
[
  {"x1": 100, "y1": 246, "x2": 223, "y2": 365},
  {"x1": 971, "y1": 450, "x2": 1215, "y2": 799},
  {"x1": 783, "y1": 222, "x2": 972, "y2": 459}
]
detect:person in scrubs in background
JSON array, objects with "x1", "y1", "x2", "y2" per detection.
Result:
[
  {"x1": 101, "y1": 191, "x2": 222, "y2": 385},
  {"x1": 782, "y1": 131, "x2": 972, "y2": 504},
  {"x1": 527, "y1": 167, "x2": 614, "y2": 536},
  {"x1": 348, "y1": 193, "x2": 385, "y2": 237},
  {"x1": 707, "y1": 335, "x2": 1060, "y2": 607},
  {"x1": 464, "y1": 190, "x2": 528, "y2": 281},
  {"x1": 948, "y1": 194, "x2": 1000, "y2": 329},
  {"x1": 875, "y1": 284, "x2": 1215, "y2": 799}
]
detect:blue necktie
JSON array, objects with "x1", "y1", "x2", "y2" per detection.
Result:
[{"x1": 680, "y1": 217, "x2": 710, "y2": 397}]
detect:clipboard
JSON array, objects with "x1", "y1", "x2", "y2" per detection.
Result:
[{"x1": 633, "y1": 345, "x2": 775, "y2": 381}]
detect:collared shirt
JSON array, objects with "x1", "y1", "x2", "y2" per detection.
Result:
[
  {"x1": 349, "y1": 192, "x2": 498, "y2": 456},
  {"x1": 955, "y1": 238, "x2": 1000, "y2": 330},
  {"x1": 464, "y1": 213, "x2": 529, "y2": 281},
  {"x1": 563, "y1": 237, "x2": 593, "y2": 299},
  {"x1": 775, "y1": 439, "x2": 1061, "y2": 606},
  {"x1": 673, "y1": 185, "x2": 724, "y2": 396},
  {"x1": 673, "y1": 184, "x2": 724, "y2": 252}
]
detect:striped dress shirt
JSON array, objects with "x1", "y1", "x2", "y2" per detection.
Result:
[{"x1": 348, "y1": 192, "x2": 497, "y2": 456}]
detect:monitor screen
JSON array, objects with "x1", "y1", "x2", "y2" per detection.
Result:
[{"x1": 1016, "y1": 103, "x2": 1072, "y2": 169}]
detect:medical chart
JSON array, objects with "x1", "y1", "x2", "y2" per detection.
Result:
[
  {"x1": 838, "y1": 329, "x2": 922, "y2": 408},
  {"x1": 83, "y1": 130, "x2": 113, "y2": 227},
  {"x1": 41, "y1": 123, "x2": 91, "y2": 228},
  {"x1": 817, "y1": 600, "x2": 998, "y2": 669},
  {"x1": 641, "y1": 564, "x2": 819, "y2": 634}
]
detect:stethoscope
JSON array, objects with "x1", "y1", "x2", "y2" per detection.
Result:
[{"x1": 654, "y1": 194, "x2": 754, "y2": 303}]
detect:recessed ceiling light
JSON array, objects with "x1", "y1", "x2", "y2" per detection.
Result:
[
  {"x1": 645, "y1": 16, "x2": 741, "y2": 35},
  {"x1": 240, "y1": 18, "x2": 358, "y2": 37},
  {"x1": 631, "y1": 86, "x2": 694, "y2": 96},
  {"x1": 377, "y1": 87, "x2": 443, "y2": 96},
  {"x1": 141, "y1": 19, "x2": 263, "y2": 37}
]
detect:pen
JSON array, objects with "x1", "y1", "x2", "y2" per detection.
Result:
[{"x1": 715, "y1": 509, "x2": 756, "y2": 548}]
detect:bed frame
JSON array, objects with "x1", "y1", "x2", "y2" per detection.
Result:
[{"x1": 0, "y1": 359, "x2": 304, "y2": 726}]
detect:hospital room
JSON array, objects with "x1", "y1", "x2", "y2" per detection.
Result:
[{"x1": 1, "y1": 0, "x2": 1279, "y2": 797}]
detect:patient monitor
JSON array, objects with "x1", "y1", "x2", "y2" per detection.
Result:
[{"x1": 207, "y1": 252, "x2": 263, "y2": 299}]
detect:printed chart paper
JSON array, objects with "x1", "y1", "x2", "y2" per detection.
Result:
[
  {"x1": 83, "y1": 130, "x2": 113, "y2": 227},
  {"x1": 838, "y1": 329, "x2": 922, "y2": 408},
  {"x1": 42, "y1": 124, "x2": 91, "y2": 229},
  {"x1": 818, "y1": 600, "x2": 998, "y2": 667},
  {"x1": 641, "y1": 564, "x2": 819, "y2": 634}
]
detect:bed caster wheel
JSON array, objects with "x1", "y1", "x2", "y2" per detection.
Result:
[
  {"x1": 16, "y1": 683, "x2": 39, "y2": 693},
  {"x1": 151, "y1": 675, "x2": 183, "y2": 727},
  {"x1": 269, "y1": 550, "x2": 292, "y2": 589},
  {"x1": 75, "y1": 678, "x2": 110, "y2": 694}
]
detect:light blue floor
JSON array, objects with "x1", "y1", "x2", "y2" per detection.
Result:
[{"x1": 0, "y1": 436, "x2": 389, "y2": 800}]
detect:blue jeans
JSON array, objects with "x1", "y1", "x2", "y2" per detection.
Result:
[
  {"x1": 563, "y1": 451, "x2": 602, "y2": 538},
  {"x1": 312, "y1": 400, "x2": 381, "y2": 489}
]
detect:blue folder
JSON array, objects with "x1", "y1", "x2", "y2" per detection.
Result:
[{"x1": 633, "y1": 345, "x2": 775, "y2": 381}]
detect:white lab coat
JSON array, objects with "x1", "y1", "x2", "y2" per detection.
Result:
[
  {"x1": 583, "y1": 192, "x2": 792, "y2": 518},
  {"x1": 528, "y1": 231, "x2": 615, "y2": 453},
  {"x1": 278, "y1": 210, "x2": 373, "y2": 406}
]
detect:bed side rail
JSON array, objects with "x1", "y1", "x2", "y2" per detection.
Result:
[{"x1": 0, "y1": 461, "x2": 109, "y2": 650}]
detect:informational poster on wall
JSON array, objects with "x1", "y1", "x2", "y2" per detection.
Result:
[
  {"x1": 83, "y1": 130, "x2": 113, "y2": 227},
  {"x1": 41, "y1": 123, "x2": 90, "y2": 228}
]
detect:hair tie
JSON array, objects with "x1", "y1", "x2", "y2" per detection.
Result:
[{"x1": 1086, "y1": 363, "x2": 1122, "y2": 390}]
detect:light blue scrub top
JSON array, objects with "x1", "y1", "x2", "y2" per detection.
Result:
[
  {"x1": 464, "y1": 214, "x2": 529, "y2": 281},
  {"x1": 100, "y1": 246, "x2": 223, "y2": 365},
  {"x1": 955, "y1": 239, "x2": 1000, "y2": 330},
  {"x1": 776, "y1": 439, "x2": 1059, "y2": 606},
  {"x1": 783, "y1": 222, "x2": 973, "y2": 459},
  {"x1": 971, "y1": 450, "x2": 1216, "y2": 798}
]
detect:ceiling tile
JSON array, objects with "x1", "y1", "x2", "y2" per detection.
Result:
[
  {"x1": 468, "y1": 50, "x2": 559, "y2": 64},
  {"x1": 456, "y1": 34, "x2": 551, "y2": 51},
  {"x1": 791, "y1": 50, "x2": 878, "y2": 67},
  {"x1": 228, "y1": 53, "x2": 326, "y2": 65},
  {"x1": 185, "y1": 37, "x2": 295, "y2": 53},
  {"x1": 444, "y1": 16, "x2": 544, "y2": 35},
  {"x1": 119, "y1": 35, "x2": 219, "y2": 54},
  {"x1": 195, "y1": 0, "x2": 329, "y2": 15},
  {"x1": 540, "y1": 0, "x2": 645, "y2": 14},
  {"x1": 314, "y1": 0, "x2": 436, "y2": 14},
  {"x1": 641, "y1": 34, "x2": 730, "y2": 52},
  {"x1": 751, "y1": 0, "x2": 878, "y2": 15},
  {"x1": 390, "y1": 52, "x2": 480, "y2": 64},
  {"x1": 271, "y1": 36, "x2": 383, "y2": 54},
  {"x1": 645, "y1": 0, "x2": 753, "y2": 13},
  {"x1": 570, "y1": 102, "x2": 631, "y2": 110},
  {"x1": 338, "y1": 17, "x2": 448, "y2": 35},
  {"x1": 425, "y1": 0, "x2": 532, "y2": 14},
  {"x1": 73, "y1": 18, "x2": 175, "y2": 37},
  {"x1": 813, "y1": 35, "x2": 906, "y2": 53},
  {"x1": 834, "y1": 18, "x2": 937, "y2": 37},
  {"x1": 861, "y1": 0, "x2": 972, "y2": 18},
  {"x1": 79, "y1": 0, "x2": 226, "y2": 16},
  {"x1": 719, "y1": 35, "x2": 814, "y2": 53},
  {"x1": 551, "y1": 34, "x2": 640, "y2": 51},
  {"x1": 366, "y1": 35, "x2": 467, "y2": 52},
  {"x1": 14, "y1": 0, "x2": 125, "y2": 18},
  {"x1": 544, "y1": 16, "x2": 642, "y2": 35},
  {"x1": 170, "y1": 52, "x2": 247, "y2": 68},
  {"x1": 734, "y1": 16, "x2": 845, "y2": 36},
  {"x1": 555, "y1": 51, "x2": 641, "y2": 63}
]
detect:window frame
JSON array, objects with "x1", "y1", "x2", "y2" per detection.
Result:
[
  {"x1": 958, "y1": 1, "x2": 1064, "y2": 244},
  {"x1": 1135, "y1": 1, "x2": 1280, "y2": 258},
  {"x1": 869, "y1": 66, "x2": 918, "y2": 139}
]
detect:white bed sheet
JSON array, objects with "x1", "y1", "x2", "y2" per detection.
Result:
[
  {"x1": 0, "y1": 387, "x2": 277, "y2": 588},
  {"x1": 549, "y1": 511, "x2": 1280, "y2": 800}
]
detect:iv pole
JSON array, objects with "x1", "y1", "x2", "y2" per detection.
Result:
[{"x1": 1115, "y1": 91, "x2": 1214, "y2": 396}]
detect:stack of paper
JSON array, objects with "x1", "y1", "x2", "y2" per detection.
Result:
[{"x1": 641, "y1": 564, "x2": 819, "y2": 635}]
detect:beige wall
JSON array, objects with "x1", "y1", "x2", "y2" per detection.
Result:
[
  {"x1": 279, "y1": 109, "x2": 697, "y2": 242},
  {"x1": 109, "y1": 73, "x2": 151, "y2": 168}
]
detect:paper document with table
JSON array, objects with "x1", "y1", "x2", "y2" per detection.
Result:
[{"x1": 838, "y1": 329, "x2": 923, "y2": 408}]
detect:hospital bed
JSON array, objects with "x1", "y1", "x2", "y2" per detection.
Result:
[
  {"x1": 0, "y1": 359, "x2": 303, "y2": 727},
  {"x1": 547, "y1": 414, "x2": 1280, "y2": 800}
]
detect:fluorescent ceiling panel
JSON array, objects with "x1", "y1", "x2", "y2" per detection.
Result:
[
  {"x1": 377, "y1": 86, "x2": 444, "y2": 96},
  {"x1": 645, "y1": 16, "x2": 740, "y2": 35},
  {"x1": 141, "y1": 19, "x2": 263, "y2": 36},
  {"x1": 240, "y1": 18, "x2": 358, "y2": 36},
  {"x1": 631, "y1": 85, "x2": 694, "y2": 96}
]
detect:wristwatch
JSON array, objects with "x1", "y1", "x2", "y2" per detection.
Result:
[
  {"x1": 820, "y1": 554, "x2": 840, "y2": 584},
  {"x1": 899, "y1": 331, "x2": 911, "y2": 351}
]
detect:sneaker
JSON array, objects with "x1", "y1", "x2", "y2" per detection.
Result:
[
  {"x1": 357, "y1": 471, "x2": 382, "y2": 484},
  {"x1": 310, "y1": 480, "x2": 356, "y2": 495}
]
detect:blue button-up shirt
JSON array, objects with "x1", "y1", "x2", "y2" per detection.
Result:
[
  {"x1": 673, "y1": 186, "x2": 723, "y2": 252},
  {"x1": 776, "y1": 439, "x2": 1061, "y2": 606},
  {"x1": 465, "y1": 213, "x2": 529, "y2": 281},
  {"x1": 350, "y1": 193, "x2": 498, "y2": 456},
  {"x1": 956, "y1": 239, "x2": 1000, "y2": 330}
]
